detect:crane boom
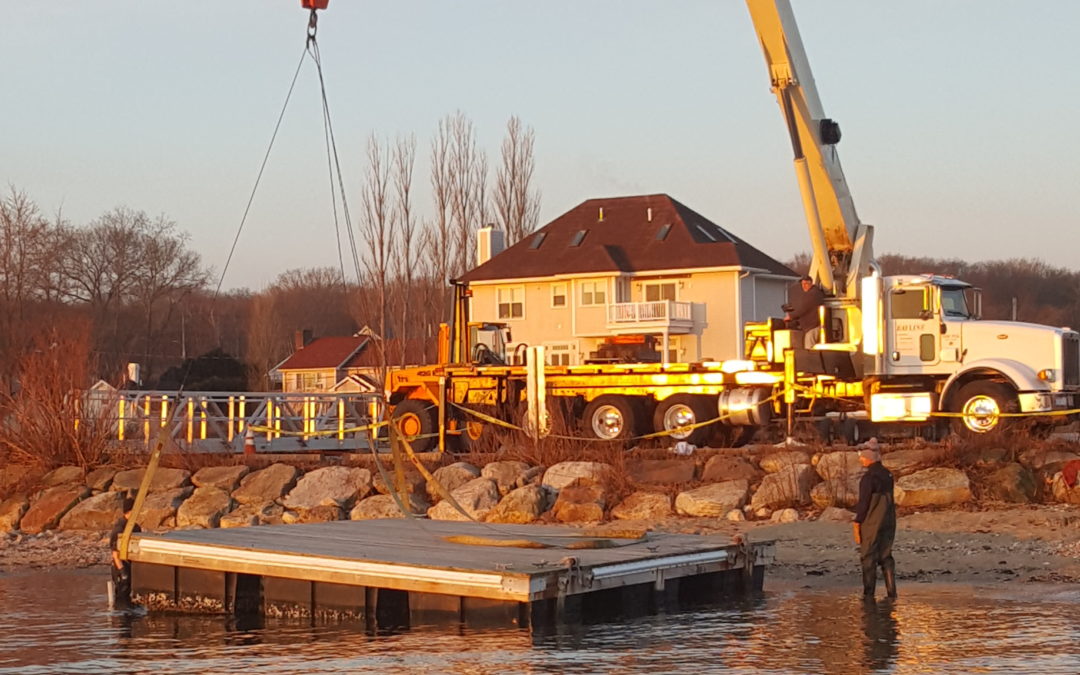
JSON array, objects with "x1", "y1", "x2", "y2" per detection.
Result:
[{"x1": 746, "y1": 0, "x2": 873, "y2": 299}]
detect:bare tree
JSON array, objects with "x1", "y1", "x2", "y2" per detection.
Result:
[
  {"x1": 494, "y1": 115, "x2": 541, "y2": 245},
  {"x1": 0, "y1": 189, "x2": 58, "y2": 392},
  {"x1": 446, "y1": 111, "x2": 488, "y2": 277},
  {"x1": 358, "y1": 134, "x2": 395, "y2": 376},
  {"x1": 392, "y1": 134, "x2": 418, "y2": 366},
  {"x1": 429, "y1": 117, "x2": 456, "y2": 322}
]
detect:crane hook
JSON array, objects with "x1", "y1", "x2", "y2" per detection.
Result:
[{"x1": 301, "y1": 0, "x2": 328, "y2": 42}]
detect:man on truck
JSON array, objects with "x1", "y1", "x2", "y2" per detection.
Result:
[{"x1": 784, "y1": 274, "x2": 826, "y2": 347}]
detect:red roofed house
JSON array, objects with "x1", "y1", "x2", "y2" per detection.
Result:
[
  {"x1": 458, "y1": 194, "x2": 798, "y2": 365},
  {"x1": 274, "y1": 331, "x2": 381, "y2": 393}
]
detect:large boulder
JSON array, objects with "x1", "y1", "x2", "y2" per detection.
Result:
[
  {"x1": 983, "y1": 463, "x2": 1036, "y2": 503},
  {"x1": 283, "y1": 467, "x2": 372, "y2": 512},
  {"x1": 111, "y1": 467, "x2": 192, "y2": 494},
  {"x1": 818, "y1": 506, "x2": 855, "y2": 522},
  {"x1": 40, "y1": 465, "x2": 84, "y2": 488},
  {"x1": 20, "y1": 486, "x2": 90, "y2": 533},
  {"x1": 85, "y1": 467, "x2": 120, "y2": 492},
  {"x1": 814, "y1": 451, "x2": 861, "y2": 481},
  {"x1": 231, "y1": 463, "x2": 300, "y2": 505},
  {"x1": 0, "y1": 495, "x2": 29, "y2": 532},
  {"x1": 759, "y1": 450, "x2": 811, "y2": 474},
  {"x1": 350, "y1": 493, "x2": 430, "y2": 520},
  {"x1": 810, "y1": 474, "x2": 862, "y2": 509},
  {"x1": 701, "y1": 455, "x2": 761, "y2": 483},
  {"x1": 426, "y1": 462, "x2": 480, "y2": 503},
  {"x1": 192, "y1": 465, "x2": 251, "y2": 492},
  {"x1": 177, "y1": 487, "x2": 233, "y2": 528},
  {"x1": 542, "y1": 461, "x2": 613, "y2": 491},
  {"x1": 627, "y1": 459, "x2": 696, "y2": 485},
  {"x1": 427, "y1": 477, "x2": 500, "y2": 522},
  {"x1": 894, "y1": 467, "x2": 972, "y2": 507},
  {"x1": 882, "y1": 448, "x2": 942, "y2": 476},
  {"x1": 135, "y1": 486, "x2": 194, "y2": 530},
  {"x1": 750, "y1": 464, "x2": 819, "y2": 510},
  {"x1": 373, "y1": 467, "x2": 427, "y2": 497},
  {"x1": 283, "y1": 505, "x2": 343, "y2": 524},
  {"x1": 612, "y1": 491, "x2": 673, "y2": 521},
  {"x1": 484, "y1": 485, "x2": 551, "y2": 524},
  {"x1": 1018, "y1": 448, "x2": 1080, "y2": 472},
  {"x1": 480, "y1": 461, "x2": 532, "y2": 496},
  {"x1": 675, "y1": 480, "x2": 749, "y2": 517},
  {"x1": 58, "y1": 490, "x2": 125, "y2": 530},
  {"x1": 219, "y1": 502, "x2": 284, "y2": 529},
  {"x1": 552, "y1": 479, "x2": 608, "y2": 523}
]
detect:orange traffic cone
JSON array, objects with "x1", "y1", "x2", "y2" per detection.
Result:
[{"x1": 244, "y1": 428, "x2": 256, "y2": 456}]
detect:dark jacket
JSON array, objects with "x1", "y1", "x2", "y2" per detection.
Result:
[
  {"x1": 854, "y1": 462, "x2": 894, "y2": 524},
  {"x1": 787, "y1": 282, "x2": 825, "y2": 331}
]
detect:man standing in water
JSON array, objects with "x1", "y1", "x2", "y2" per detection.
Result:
[
  {"x1": 853, "y1": 443, "x2": 897, "y2": 599},
  {"x1": 109, "y1": 496, "x2": 140, "y2": 608}
]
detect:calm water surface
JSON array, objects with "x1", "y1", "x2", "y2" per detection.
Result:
[{"x1": 1, "y1": 568, "x2": 1078, "y2": 674}]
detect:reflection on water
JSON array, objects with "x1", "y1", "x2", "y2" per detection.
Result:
[{"x1": 1, "y1": 568, "x2": 1079, "y2": 674}]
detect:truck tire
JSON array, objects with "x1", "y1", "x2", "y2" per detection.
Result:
[
  {"x1": 653, "y1": 395, "x2": 715, "y2": 446},
  {"x1": 392, "y1": 399, "x2": 438, "y2": 452},
  {"x1": 582, "y1": 395, "x2": 639, "y2": 444},
  {"x1": 952, "y1": 381, "x2": 1018, "y2": 435},
  {"x1": 456, "y1": 410, "x2": 495, "y2": 452}
]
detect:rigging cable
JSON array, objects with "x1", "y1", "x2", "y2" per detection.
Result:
[{"x1": 306, "y1": 10, "x2": 364, "y2": 287}]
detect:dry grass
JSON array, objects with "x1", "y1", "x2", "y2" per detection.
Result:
[{"x1": 0, "y1": 324, "x2": 120, "y2": 471}]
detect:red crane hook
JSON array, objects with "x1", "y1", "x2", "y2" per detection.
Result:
[{"x1": 301, "y1": 0, "x2": 329, "y2": 9}]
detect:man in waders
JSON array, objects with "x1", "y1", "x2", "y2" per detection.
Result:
[
  {"x1": 853, "y1": 445, "x2": 897, "y2": 599},
  {"x1": 109, "y1": 496, "x2": 140, "y2": 608}
]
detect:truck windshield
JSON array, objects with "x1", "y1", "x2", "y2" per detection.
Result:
[{"x1": 940, "y1": 287, "x2": 971, "y2": 319}]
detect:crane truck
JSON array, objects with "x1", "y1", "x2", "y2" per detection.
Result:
[{"x1": 385, "y1": 0, "x2": 1080, "y2": 451}]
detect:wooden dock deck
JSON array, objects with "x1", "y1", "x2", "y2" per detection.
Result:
[{"x1": 128, "y1": 519, "x2": 773, "y2": 628}]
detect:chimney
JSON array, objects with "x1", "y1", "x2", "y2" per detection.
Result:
[
  {"x1": 294, "y1": 329, "x2": 312, "y2": 351},
  {"x1": 476, "y1": 225, "x2": 505, "y2": 266}
]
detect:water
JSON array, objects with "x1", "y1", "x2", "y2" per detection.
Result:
[{"x1": 1, "y1": 568, "x2": 1078, "y2": 674}]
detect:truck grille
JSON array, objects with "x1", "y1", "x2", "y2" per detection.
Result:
[{"x1": 1064, "y1": 334, "x2": 1080, "y2": 386}]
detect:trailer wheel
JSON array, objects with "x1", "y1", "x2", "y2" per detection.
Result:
[
  {"x1": 582, "y1": 395, "x2": 639, "y2": 444},
  {"x1": 952, "y1": 381, "x2": 1018, "y2": 435},
  {"x1": 392, "y1": 399, "x2": 438, "y2": 452},
  {"x1": 653, "y1": 395, "x2": 714, "y2": 446},
  {"x1": 456, "y1": 413, "x2": 496, "y2": 452}
]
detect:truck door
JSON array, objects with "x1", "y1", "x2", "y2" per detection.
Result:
[{"x1": 886, "y1": 285, "x2": 940, "y2": 371}]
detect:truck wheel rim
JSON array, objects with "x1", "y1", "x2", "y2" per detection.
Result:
[
  {"x1": 663, "y1": 405, "x2": 695, "y2": 439},
  {"x1": 591, "y1": 405, "x2": 624, "y2": 439},
  {"x1": 464, "y1": 420, "x2": 484, "y2": 441},
  {"x1": 399, "y1": 413, "x2": 422, "y2": 437},
  {"x1": 961, "y1": 395, "x2": 1000, "y2": 433}
]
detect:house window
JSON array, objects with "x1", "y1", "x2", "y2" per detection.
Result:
[
  {"x1": 570, "y1": 230, "x2": 588, "y2": 247},
  {"x1": 644, "y1": 282, "x2": 677, "y2": 302},
  {"x1": 497, "y1": 286, "x2": 524, "y2": 319},
  {"x1": 580, "y1": 280, "x2": 606, "y2": 306},
  {"x1": 546, "y1": 343, "x2": 576, "y2": 366},
  {"x1": 551, "y1": 283, "x2": 567, "y2": 308}
]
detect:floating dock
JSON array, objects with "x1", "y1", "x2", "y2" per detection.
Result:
[{"x1": 128, "y1": 519, "x2": 773, "y2": 629}]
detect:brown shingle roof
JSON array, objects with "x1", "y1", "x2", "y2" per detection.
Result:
[
  {"x1": 276, "y1": 336, "x2": 368, "y2": 371},
  {"x1": 459, "y1": 194, "x2": 796, "y2": 282}
]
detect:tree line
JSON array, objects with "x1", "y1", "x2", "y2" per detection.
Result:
[{"x1": 0, "y1": 113, "x2": 540, "y2": 394}]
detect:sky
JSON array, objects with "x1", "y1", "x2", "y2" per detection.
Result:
[{"x1": 3, "y1": 1, "x2": 1078, "y2": 291}]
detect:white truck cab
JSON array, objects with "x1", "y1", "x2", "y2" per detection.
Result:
[{"x1": 861, "y1": 273, "x2": 1080, "y2": 432}]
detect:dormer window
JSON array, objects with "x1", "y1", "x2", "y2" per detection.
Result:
[
  {"x1": 570, "y1": 230, "x2": 588, "y2": 247},
  {"x1": 656, "y1": 223, "x2": 672, "y2": 241},
  {"x1": 529, "y1": 232, "x2": 547, "y2": 249}
]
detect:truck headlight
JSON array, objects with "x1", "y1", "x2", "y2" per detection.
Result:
[{"x1": 1038, "y1": 369, "x2": 1056, "y2": 382}]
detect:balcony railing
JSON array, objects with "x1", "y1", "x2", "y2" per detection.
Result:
[{"x1": 607, "y1": 300, "x2": 693, "y2": 329}]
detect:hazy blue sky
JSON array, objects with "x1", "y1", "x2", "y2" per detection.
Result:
[{"x1": 4, "y1": 1, "x2": 1078, "y2": 290}]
